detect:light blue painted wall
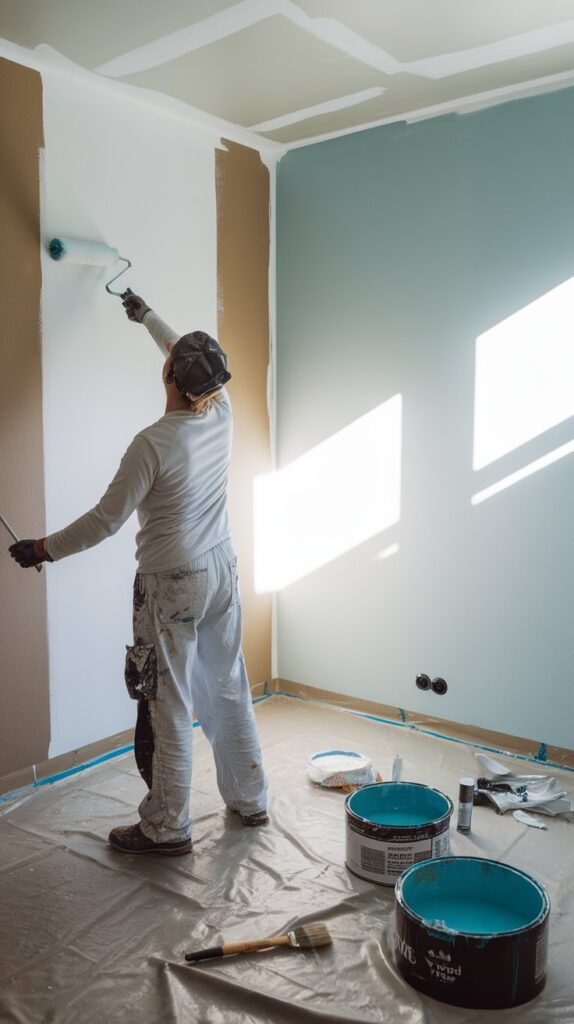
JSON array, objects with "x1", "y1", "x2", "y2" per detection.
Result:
[{"x1": 276, "y1": 87, "x2": 574, "y2": 748}]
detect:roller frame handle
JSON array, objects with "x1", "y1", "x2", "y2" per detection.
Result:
[
  {"x1": 0, "y1": 514, "x2": 42, "y2": 572},
  {"x1": 185, "y1": 935, "x2": 290, "y2": 962}
]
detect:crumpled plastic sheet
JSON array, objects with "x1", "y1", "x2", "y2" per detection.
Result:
[{"x1": 0, "y1": 695, "x2": 573, "y2": 1024}]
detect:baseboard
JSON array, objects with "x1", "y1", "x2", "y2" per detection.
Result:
[
  {"x1": 0, "y1": 682, "x2": 273, "y2": 799},
  {"x1": 4, "y1": 676, "x2": 569, "y2": 801},
  {"x1": 272, "y1": 678, "x2": 574, "y2": 771},
  {"x1": 0, "y1": 728, "x2": 133, "y2": 799}
]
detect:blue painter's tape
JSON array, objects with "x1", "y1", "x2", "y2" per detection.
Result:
[
  {"x1": 399, "y1": 708, "x2": 406, "y2": 723},
  {"x1": 32, "y1": 745, "x2": 135, "y2": 788},
  {"x1": 0, "y1": 786, "x2": 35, "y2": 807},
  {"x1": 537, "y1": 743, "x2": 548, "y2": 762},
  {"x1": 271, "y1": 691, "x2": 574, "y2": 774},
  {"x1": 0, "y1": 693, "x2": 275, "y2": 806},
  {"x1": 0, "y1": 744, "x2": 134, "y2": 806}
]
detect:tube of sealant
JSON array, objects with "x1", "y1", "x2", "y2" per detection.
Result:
[{"x1": 457, "y1": 777, "x2": 475, "y2": 832}]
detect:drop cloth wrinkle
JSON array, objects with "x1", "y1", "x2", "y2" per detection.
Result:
[{"x1": 0, "y1": 697, "x2": 572, "y2": 1023}]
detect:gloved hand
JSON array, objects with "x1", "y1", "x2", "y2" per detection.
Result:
[
  {"x1": 121, "y1": 288, "x2": 151, "y2": 324},
  {"x1": 9, "y1": 539, "x2": 50, "y2": 568}
]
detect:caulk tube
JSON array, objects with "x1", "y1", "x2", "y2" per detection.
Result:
[{"x1": 457, "y1": 777, "x2": 475, "y2": 832}]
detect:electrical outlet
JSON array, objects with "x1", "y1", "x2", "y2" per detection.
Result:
[{"x1": 431, "y1": 677, "x2": 448, "y2": 695}]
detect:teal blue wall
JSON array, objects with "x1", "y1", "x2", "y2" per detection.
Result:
[{"x1": 275, "y1": 87, "x2": 574, "y2": 747}]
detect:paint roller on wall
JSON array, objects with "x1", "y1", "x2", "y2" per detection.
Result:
[
  {"x1": 3, "y1": 241, "x2": 132, "y2": 571},
  {"x1": 48, "y1": 237, "x2": 132, "y2": 295}
]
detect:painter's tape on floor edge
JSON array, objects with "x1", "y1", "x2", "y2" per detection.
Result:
[
  {"x1": 271, "y1": 691, "x2": 574, "y2": 775},
  {"x1": 0, "y1": 693, "x2": 276, "y2": 806},
  {"x1": 0, "y1": 745, "x2": 135, "y2": 807}
]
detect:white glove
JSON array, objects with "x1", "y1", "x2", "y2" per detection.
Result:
[{"x1": 121, "y1": 288, "x2": 151, "y2": 324}]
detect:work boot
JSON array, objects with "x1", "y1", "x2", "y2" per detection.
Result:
[
  {"x1": 228, "y1": 808, "x2": 269, "y2": 826},
  {"x1": 108, "y1": 823, "x2": 192, "y2": 856},
  {"x1": 241, "y1": 810, "x2": 269, "y2": 826}
]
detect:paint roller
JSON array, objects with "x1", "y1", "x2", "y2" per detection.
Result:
[{"x1": 48, "y1": 237, "x2": 132, "y2": 295}]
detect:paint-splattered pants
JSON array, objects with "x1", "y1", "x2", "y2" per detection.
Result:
[{"x1": 125, "y1": 539, "x2": 267, "y2": 842}]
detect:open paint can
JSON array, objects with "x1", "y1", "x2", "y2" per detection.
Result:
[
  {"x1": 395, "y1": 857, "x2": 550, "y2": 1008},
  {"x1": 345, "y1": 782, "x2": 453, "y2": 886}
]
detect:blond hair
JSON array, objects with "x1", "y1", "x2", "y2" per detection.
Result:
[{"x1": 186, "y1": 389, "x2": 224, "y2": 415}]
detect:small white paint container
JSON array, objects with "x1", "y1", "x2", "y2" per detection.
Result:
[
  {"x1": 308, "y1": 749, "x2": 374, "y2": 788},
  {"x1": 345, "y1": 782, "x2": 453, "y2": 886}
]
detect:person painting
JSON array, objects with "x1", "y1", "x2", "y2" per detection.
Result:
[{"x1": 9, "y1": 291, "x2": 268, "y2": 855}]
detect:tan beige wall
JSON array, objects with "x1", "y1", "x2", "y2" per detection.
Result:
[
  {"x1": 0, "y1": 92, "x2": 272, "y2": 783},
  {"x1": 216, "y1": 141, "x2": 272, "y2": 686},
  {"x1": 0, "y1": 58, "x2": 50, "y2": 776}
]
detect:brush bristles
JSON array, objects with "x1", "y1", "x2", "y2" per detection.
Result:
[{"x1": 289, "y1": 922, "x2": 332, "y2": 948}]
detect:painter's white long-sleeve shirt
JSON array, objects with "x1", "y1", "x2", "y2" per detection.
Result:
[{"x1": 44, "y1": 312, "x2": 232, "y2": 573}]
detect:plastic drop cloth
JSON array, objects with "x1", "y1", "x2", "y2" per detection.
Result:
[{"x1": 0, "y1": 695, "x2": 573, "y2": 1024}]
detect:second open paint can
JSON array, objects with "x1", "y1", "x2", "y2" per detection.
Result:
[
  {"x1": 394, "y1": 857, "x2": 550, "y2": 1008},
  {"x1": 345, "y1": 782, "x2": 453, "y2": 886}
]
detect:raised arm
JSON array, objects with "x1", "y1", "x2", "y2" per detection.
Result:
[{"x1": 121, "y1": 289, "x2": 179, "y2": 357}]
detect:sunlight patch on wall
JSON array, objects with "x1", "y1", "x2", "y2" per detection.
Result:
[
  {"x1": 376, "y1": 542, "x2": 400, "y2": 561},
  {"x1": 471, "y1": 438, "x2": 574, "y2": 505},
  {"x1": 254, "y1": 395, "x2": 402, "y2": 591},
  {"x1": 473, "y1": 276, "x2": 574, "y2": 473}
]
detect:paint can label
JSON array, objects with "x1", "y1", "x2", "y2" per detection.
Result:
[{"x1": 346, "y1": 826, "x2": 449, "y2": 885}]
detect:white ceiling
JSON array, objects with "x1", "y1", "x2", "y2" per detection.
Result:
[{"x1": 3, "y1": 0, "x2": 574, "y2": 149}]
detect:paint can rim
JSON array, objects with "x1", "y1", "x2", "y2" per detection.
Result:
[
  {"x1": 395, "y1": 856, "x2": 550, "y2": 938},
  {"x1": 308, "y1": 748, "x2": 371, "y2": 769},
  {"x1": 345, "y1": 781, "x2": 453, "y2": 830}
]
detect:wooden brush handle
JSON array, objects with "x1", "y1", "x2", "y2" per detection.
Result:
[{"x1": 185, "y1": 935, "x2": 290, "y2": 962}]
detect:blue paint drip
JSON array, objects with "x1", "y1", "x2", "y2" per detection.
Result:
[
  {"x1": 427, "y1": 929, "x2": 457, "y2": 947},
  {"x1": 271, "y1": 690, "x2": 574, "y2": 773},
  {"x1": 511, "y1": 943, "x2": 521, "y2": 1002},
  {"x1": 0, "y1": 692, "x2": 276, "y2": 806}
]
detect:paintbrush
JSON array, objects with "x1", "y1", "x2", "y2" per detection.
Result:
[{"x1": 185, "y1": 922, "x2": 332, "y2": 963}]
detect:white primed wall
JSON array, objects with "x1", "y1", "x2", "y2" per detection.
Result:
[
  {"x1": 40, "y1": 70, "x2": 217, "y2": 756},
  {"x1": 275, "y1": 93, "x2": 574, "y2": 751}
]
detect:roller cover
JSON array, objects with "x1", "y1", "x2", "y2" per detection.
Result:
[{"x1": 48, "y1": 238, "x2": 119, "y2": 265}]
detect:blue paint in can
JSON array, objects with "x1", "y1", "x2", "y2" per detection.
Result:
[
  {"x1": 349, "y1": 782, "x2": 450, "y2": 827},
  {"x1": 395, "y1": 857, "x2": 550, "y2": 1009},
  {"x1": 410, "y1": 895, "x2": 527, "y2": 934}
]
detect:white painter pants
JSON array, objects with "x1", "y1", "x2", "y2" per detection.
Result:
[{"x1": 125, "y1": 539, "x2": 267, "y2": 842}]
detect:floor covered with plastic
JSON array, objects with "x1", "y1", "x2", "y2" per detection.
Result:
[{"x1": 0, "y1": 695, "x2": 573, "y2": 1024}]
